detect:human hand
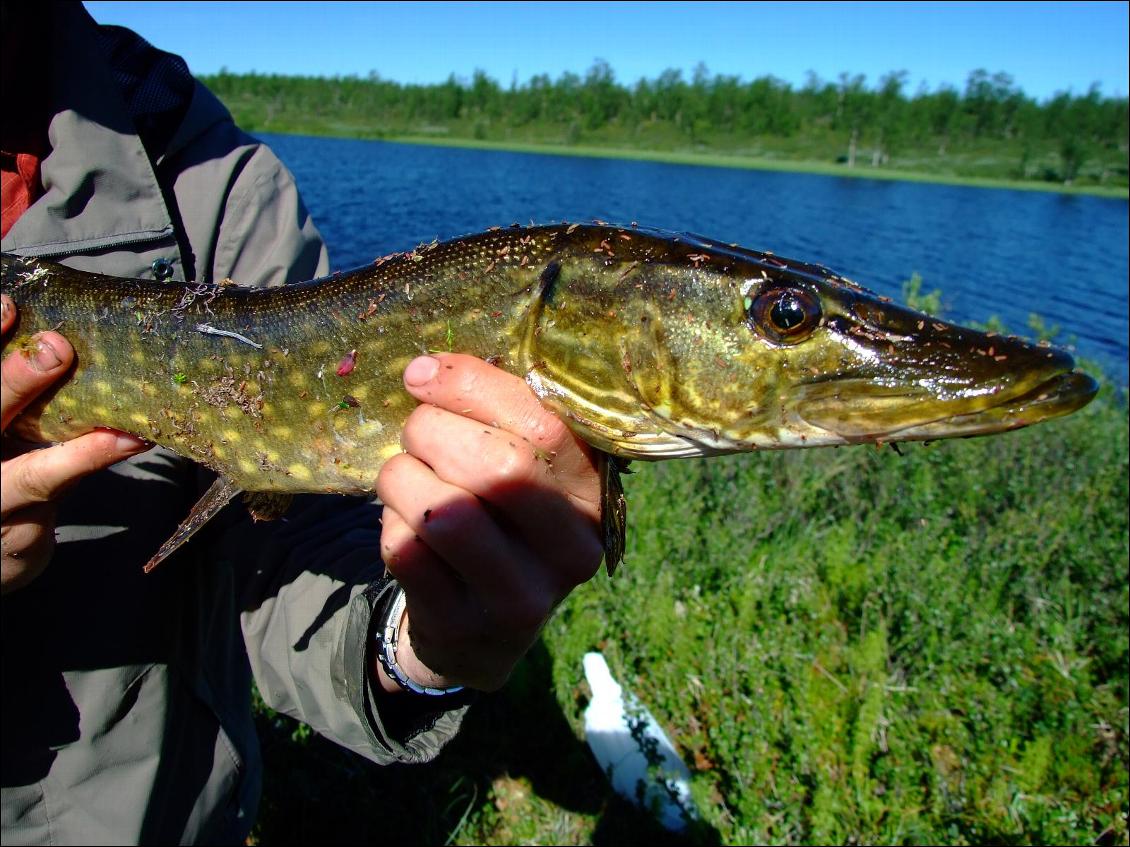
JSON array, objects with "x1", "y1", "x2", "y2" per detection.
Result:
[
  {"x1": 1, "y1": 294, "x2": 151, "y2": 593},
  {"x1": 375, "y1": 353, "x2": 604, "y2": 693}
]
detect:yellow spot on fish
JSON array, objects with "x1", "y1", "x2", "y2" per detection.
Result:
[
  {"x1": 287, "y1": 463, "x2": 312, "y2": 480},
  {"x1": 307, "y1": 402, "x2": 324, "y2": 417},
  {"x1": 378, "y1": 443, "x2": 402, "y2": 460},
  {"x1": 94, "y1": 381, "x2": 111, "y2": 394},
  {"x1": 357, "y1": 420, "x2": 385, "y2": 438},
  {"x1": 130, "y1": 350, "x2": 145, "y2": 364},
  {"x1": 130, "y1": 413, "x2": 149, "y2": 426},
  {"x1": 212, "y1": 444, "x2": 226, "y2": 459},
  {"x1": 350, "y1": 385, "x2": 369, "y2": 400},
  {"x1": 288, "y1": 372, "x2": 307, "y2": 387},
  {"x1": 92, "y1": 405, "x2": 109, "y2": 416},
  {"x1": 224, "y1": 429, "x2": 241, "y2": 442},
  {"x1": 58, "y1": 396, "x2": 76, "y2": 408},
  {"x1": 310, "y1": 341, "x2": 331, "y2": 355},
  {"x1": 238, "y1": 459, "x2": 257, "y2": 475},
  {"x1": 91, "y1": 351, "x2": 107, "y2": 366},
  {"x1": 271, "y1": 426, "x2": 292, "y2": 438}
]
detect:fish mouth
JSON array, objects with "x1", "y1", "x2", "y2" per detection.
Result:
[
  {"x1": 797, "y1": 368, "x2": 1099, "y2": 443},
  {"x1": 886, "y1": 370, "x2": 1099, "y2": 440}
]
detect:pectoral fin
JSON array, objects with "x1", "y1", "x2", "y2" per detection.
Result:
[
  {"x1": 599, "y1": 453, "x2": 628, "y2": 576},
  {"x1": 243, "y1": 491, "x2": 294, "y2": 522},
  {"x1": 143, "y1": 476, "x2": 242, "y2": 573}
]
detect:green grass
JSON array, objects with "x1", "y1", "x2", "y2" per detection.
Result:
[
  {"x1": 251, "y1": 346, "x2": 1128, "y2": 844},
  {"x1": 555, "y1": 382, "x2": 1128, "y2": 844}
]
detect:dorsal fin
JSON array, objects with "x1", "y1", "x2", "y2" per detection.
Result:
[{"x1": 143, "y1": 475, "x2": 242, "y2": 572}]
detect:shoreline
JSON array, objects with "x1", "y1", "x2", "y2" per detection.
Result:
[{"x1": 261, "y1": 129, "x2": 1130, "y2": 199}]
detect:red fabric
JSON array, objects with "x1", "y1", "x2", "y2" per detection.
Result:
[{"x1": 1, "y1": 150, "x2": 43, "y2": 238}]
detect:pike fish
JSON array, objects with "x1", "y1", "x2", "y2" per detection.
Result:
[{"x1": 1, "y1": 224, "x2": 1099, "y2": 572}]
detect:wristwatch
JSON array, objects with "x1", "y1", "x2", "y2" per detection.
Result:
[{"x1": 374, "y1": 583, "x2": 466, "y2": 698}]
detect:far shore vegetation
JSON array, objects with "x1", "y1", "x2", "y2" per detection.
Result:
[{"x1": 202, "y1": 63, "x2": 1129, "y2": 197}]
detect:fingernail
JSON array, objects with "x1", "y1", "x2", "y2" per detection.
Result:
[
  {"x1": 1, "y1": 296, "x2": 11, "y2": 323},
  {"x1": 28, "y1": 334, "x2": 63, "y2": 372},
  {"x1": 116, "y1": 433, "x2": 150, "y2": 453},
  {"x1": 404, "y1": 356, "x2": 439, "y2": 387}
]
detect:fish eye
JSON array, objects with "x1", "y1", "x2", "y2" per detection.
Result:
[{"x1": 748, "y1": 287, "x2": 821, "y2": 344}]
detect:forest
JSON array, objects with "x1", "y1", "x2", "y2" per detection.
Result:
[{"x1": 203, "y1": 63, "x2": 1129, "y2": 191}]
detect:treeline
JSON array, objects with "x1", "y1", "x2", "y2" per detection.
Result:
[{"x1": 203, "y1": 63, "x2": 1129, "y2": 188}]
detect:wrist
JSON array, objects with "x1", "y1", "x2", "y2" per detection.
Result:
[
  {"x1": 372, "y1": 584, "x2": 465, "y2": 698},
  {"x1": 373, "y1": 626, "x2": 407, "y2": 696}
]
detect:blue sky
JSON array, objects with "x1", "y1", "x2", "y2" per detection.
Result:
[{"x1": 84, "y1": 1, "x2": 1128, "y2": 101}]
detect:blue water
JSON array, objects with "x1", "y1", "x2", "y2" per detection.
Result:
[{"x1": 261, "y1": 133, "x2": 1129, "y2": 383}]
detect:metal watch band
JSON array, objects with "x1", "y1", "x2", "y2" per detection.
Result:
[{"x1": 374, "y1": 585, "x2": 466, "y2": 697}]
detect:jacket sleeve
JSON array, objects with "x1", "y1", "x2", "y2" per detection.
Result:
[
  {"x1": 186, "y1": 119, "x2": 469, "y2": 765},
  {"x1": 219, "y1": 494, "x2": 471, "y2": 765}
]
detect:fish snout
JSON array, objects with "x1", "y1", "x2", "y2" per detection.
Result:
[
  {"x1": 797, "y1": 299, "x2": 1097, "y2": 442},
  {"x1": 846, "y1": 295, "x2": 1079, "y2": 399}
]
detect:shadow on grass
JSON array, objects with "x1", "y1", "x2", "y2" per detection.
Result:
[{"x1": 252, "y1": 638, "x2": 720, "y2": 845}]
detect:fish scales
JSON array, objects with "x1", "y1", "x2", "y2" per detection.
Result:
[
  {"x1": 3, "y1": 228, "x2": 569, "y2": 495},
  {"x1": 1, "y1": 223, "x2": 1098, "y2": 570}
]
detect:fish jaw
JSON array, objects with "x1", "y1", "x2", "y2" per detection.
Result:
[
  {"x1": 789, "y1": 302, "x2": 1100, "y2": 444},
  {"x1": 801, "y1": 370, "x2": 1100, "y2": 443}
]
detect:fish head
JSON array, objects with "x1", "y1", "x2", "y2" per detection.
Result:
[
  {"x1": 524, "y1": 226, "x2": 1098, "y2": 458},
  {"x1": 649, "y1": 234, "x2": 1098, "y2": 454}
]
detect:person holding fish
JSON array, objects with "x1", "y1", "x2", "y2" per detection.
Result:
[{"x1": 1, "y1": 4, "x2": 602, "y2": 843}]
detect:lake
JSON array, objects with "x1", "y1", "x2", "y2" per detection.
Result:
[{"x1": 260, "y1": 133, "x2": 1129, "y2": 383}]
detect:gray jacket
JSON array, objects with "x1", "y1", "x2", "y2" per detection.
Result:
[{"x1": 2, "y1": 6, "x2": 466, "y2": 844}]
